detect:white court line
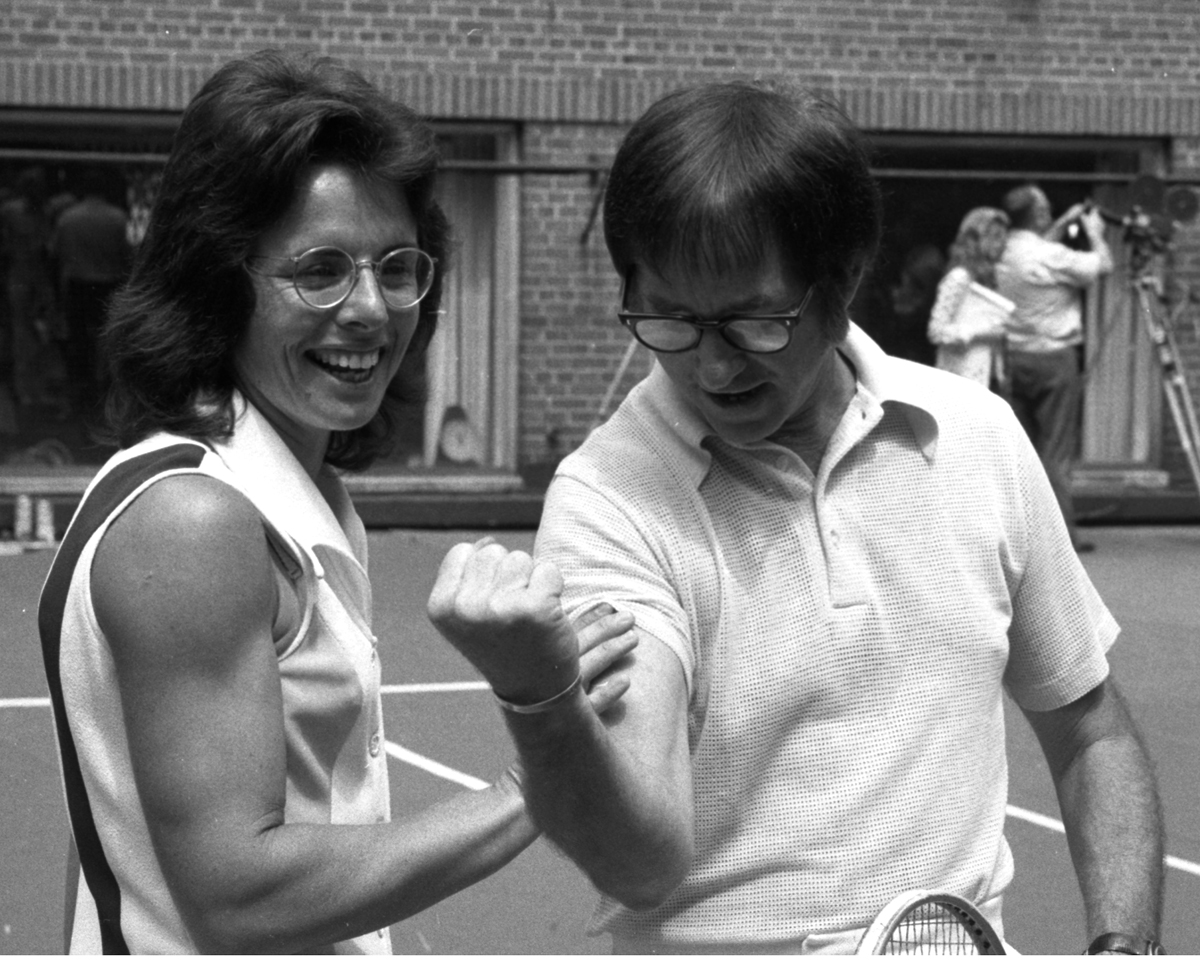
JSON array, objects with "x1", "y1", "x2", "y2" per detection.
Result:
[
  {"x1": 0, "y1": 696, "x2": 51, "y2": 708},
  {"x1": 383, "y1": 741, "x2": 488, "y2": 791},
  {"x1": 1006, "y1": 803, "x2": 1066, "y2": 833},
  {"x1": 4, "y1": 690, "x2": 1198, "y2": 878},
  {"x1": 0, "y1": 684, "x2": 488, "y2": 707},
  {"x1": 380, "y1": 681, "x2": 489, "y2": 695},
  {"x1": 1007, "y1": 803, "x2": 1200, "y2": 877}
]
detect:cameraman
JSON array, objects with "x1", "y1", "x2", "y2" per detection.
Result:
[{"x1": 997, "y1": 184, "x2": 1113, "y2": 553}]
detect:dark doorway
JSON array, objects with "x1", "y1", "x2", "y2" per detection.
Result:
[{"x1": 851, "y1": 133, "x2": 1154, "y2": 367}]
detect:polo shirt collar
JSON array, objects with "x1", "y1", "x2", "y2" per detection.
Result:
[
  {"x1": 839, "y1": 323, "x2": 940, "y2": 462},
  {"x1": 212, "y1": 391, "x2": 364, "y2": 568},
  {"x1": 634, "y1": 322, "x2": 941, "y2": 490}
]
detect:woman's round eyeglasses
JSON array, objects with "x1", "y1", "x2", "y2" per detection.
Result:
[
  {"x1": 617, "y1": 272, "x2": 814, "y2": 355},
  {"x1": 246, "y1": 246, "x2": 436, "y2": 310}
]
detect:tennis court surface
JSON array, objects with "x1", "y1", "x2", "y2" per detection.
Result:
[{"x1": 2, "y1": 525, "x2": 1197, "y2": 954}]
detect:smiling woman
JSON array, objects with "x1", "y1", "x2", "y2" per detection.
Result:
[
  {"x1": 36, "y1": 48, "x2": 637, "y2": 955},
  {"x1": 97, "y1": 53, "x2": 449, "y2": 474},
  {"x1": 234, "y1": 165, "x2": 430, "y2": 474}
]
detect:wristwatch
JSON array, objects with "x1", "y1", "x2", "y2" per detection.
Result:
[{"x1": 1085, "y1": 932, "x2": 1166, "y2": 955}]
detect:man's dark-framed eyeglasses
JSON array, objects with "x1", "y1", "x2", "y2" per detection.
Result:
[
  {"x1": 616, "y1": 271, "x2": 815, "y2": 355},
  {"x1": 245, "y1": 246, "x2": 437, "y2": 310}
]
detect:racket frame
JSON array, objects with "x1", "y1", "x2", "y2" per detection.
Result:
[{"x1": 856, "y1": 889, "x2": 1005, "y2": 955}]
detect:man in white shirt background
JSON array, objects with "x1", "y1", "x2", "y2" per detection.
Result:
[{"x1": 996, "y1": 184, "x2": 1114, "y2": 554}]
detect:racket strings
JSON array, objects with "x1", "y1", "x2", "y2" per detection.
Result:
[{"x1": 885, "y1": 901, "x2": 987, "y2": 954}]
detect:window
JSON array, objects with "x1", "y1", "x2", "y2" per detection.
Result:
[
  {"x1": 382, "y1": 125, "x2": 520, "y2": 477},
  {"x1": 0, "y1": 113, "x2": 522, "y2": 503}
]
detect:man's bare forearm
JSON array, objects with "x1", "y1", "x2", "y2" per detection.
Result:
[
  {"x1": 1054, "y1": 727, "x2": 1164, "y2": 941},
  {"x1": 1026, "y1": 679, "x2": 1165, "y2": 947},
  {"x1": 503, "y1": 684, "x2": 694, "y2": 910}
]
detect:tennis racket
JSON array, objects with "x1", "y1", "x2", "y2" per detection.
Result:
[{"x1": 856, "y1": 889, "x2": 1006, "y2": 955}]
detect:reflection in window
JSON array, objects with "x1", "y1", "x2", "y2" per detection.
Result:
[
  {"x1": 1, "y1": 161, "x2": 136, "y2": 470},
  {"x1": 0, "y1": 124, "x2": 520, "y2": 483}
]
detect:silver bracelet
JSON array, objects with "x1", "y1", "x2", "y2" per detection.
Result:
[{"x1": 494, "y1": 672, "x2": 583, "y2": 714}]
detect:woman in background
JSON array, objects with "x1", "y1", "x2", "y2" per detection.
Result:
[{"x1": 926, "y1": 206, "x2": 1014, "y2": 390}]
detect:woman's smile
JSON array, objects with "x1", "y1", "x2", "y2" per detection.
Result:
[{"x1": 306, "y1": 346, "x2": 384, "y2": 384}]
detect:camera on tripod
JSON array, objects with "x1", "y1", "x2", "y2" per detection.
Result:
[{"x1": 1066, "y1": 175, "x2": 1200, "y2": 272}]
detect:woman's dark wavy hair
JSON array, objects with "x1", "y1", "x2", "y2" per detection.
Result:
[
  {"x1": 100, "y1": 48, "x2": 449, "y2": 471},
  {"x1": 603, "y1": 80, "x2": 882, "y2": 343}
]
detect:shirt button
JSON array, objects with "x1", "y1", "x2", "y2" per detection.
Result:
[{"x1": 369, "y1": 733, "x2": 381, "y2": 757}]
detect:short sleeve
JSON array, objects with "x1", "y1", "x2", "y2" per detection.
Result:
[
  {"x1": 535, "y1": 473, "x2": 697, "y2": 693},
  {"x1": 1002, "y1": 417, "x2": 1118, "y2": 711}
]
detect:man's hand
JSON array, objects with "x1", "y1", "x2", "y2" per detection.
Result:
[
  {"x1": 429, "y1": 538, "x2": 604, "y2": 704},
  {"x1": 1080, "y1": 205, "x2": 1106, "y2": 235}
]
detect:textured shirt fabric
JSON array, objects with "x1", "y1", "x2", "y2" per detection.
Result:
[
  {"x1": 41, "y1": 396, "x2": 391, "y2": 954},
  {"x1": 995, "y1": 229, "x2": 1108, "y2": 353},
  {"x1": 535, "y1": 324, "x2": 1117, "y2": 951}
]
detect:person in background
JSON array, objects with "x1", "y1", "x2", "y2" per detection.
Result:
[
  {"x1": 926, "y1": 206, "x2": 1013, "y2": 390},
  {"x1": 49, "y1": 167, "x2": 133, "y2": 417},
  {"x1": 38, "y1": 48, "x2": 634, "y2": 955},
  {"x1": 883, "y1": 242, "x2": 944, "y2": 365},
  {"x1": 428, "y1": 80, "x2": 1164, "y2": 955},
  {"x1": 0, "y1": 166, "x2": 55, "y2": 409},
  {"x1": 0, "y1": 186, "x2": 16, "y2": 453},
  {"x1": 996, "y1": 184, "x2": 1113, "y2": 554}
]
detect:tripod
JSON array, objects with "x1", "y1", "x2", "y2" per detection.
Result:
[{"x1": 1131, "y1": 269, "x2": 1200, "y2": 496}]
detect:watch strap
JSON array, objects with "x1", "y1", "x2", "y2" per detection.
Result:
[{"x1": 1085, "y1": 932, "x2": 1165, "y2": 955}]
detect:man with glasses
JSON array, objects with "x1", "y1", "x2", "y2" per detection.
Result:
[{"x1": 429, "y1": 80, "x2": 1164, "y2": 955}]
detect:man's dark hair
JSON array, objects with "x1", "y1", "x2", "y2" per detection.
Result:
[
  {"x1": 1002, "y1": 184, "x2": 1047, "y2": 232},
  {"x1": 602, "y1": 80, "x2": 882, "y2": 341},
  {"x1": 101, "y1": 48, "x2": 449, "y2": 470}
]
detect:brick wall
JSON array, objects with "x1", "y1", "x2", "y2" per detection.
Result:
[
  {"x1": 516, "y1": 121, "x2": 657, "y2": 464},
  {"x1": 7, "y1": 1, "x2": 1200, "y2": 131},
  {"x1": 7, "y1": 0, "x2": 1200, "y2": 472}
]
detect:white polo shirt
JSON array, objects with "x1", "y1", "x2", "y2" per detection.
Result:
[{"x1": 535, "y1": 324, "x2": 1116, "y2": 951}]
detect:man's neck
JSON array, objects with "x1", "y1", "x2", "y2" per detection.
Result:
[{"x1": 769, "y1": 351, "x2": 857, "y2": 473}]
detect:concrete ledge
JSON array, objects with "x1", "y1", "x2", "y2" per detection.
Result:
[
  {"x1": 1077, "y1": 489, "x2": 1200, "y2": 525},
  {"x1": 344, "y1": 471, "x2": 524, "y2": 496},
  {"x1": 0, "y1": 466, "x2": 96, "y2": 496},
  {"x1": 354, "y1": 491, "x2": 544, "y2": 530},
  {"x1": 0, "y1": 465, "x2": 526, "y2": 496},
  {"x1": 0, "y1": 468, "x2": 539, "y2": 534}
]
